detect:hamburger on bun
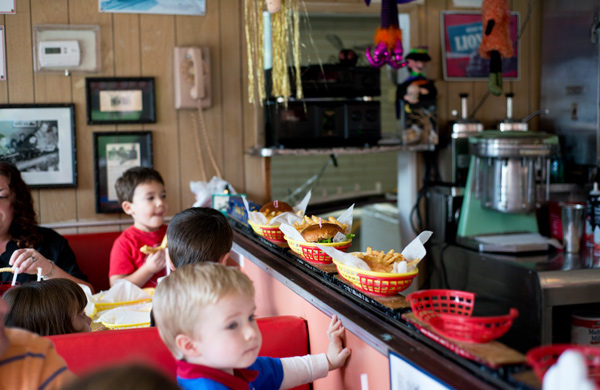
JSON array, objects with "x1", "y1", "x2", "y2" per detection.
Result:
[
  {"x1": 301, "y1": 223, "x2": 346, "y2": 243},
  {"x1": 259, "y1": 200, "x2": 294, "y2": 215}
]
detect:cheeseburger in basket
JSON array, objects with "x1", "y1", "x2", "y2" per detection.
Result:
[
  {"x1": 279, "y1": 204, "x2": 355, "y2": 263},
  {"x1": 243, "y1": 192, "x2": 311, "y2": 246}
]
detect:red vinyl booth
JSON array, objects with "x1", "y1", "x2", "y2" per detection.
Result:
[
  {"x1": 47, "y1": 316, "x2": 310, "y2": 389},
  {"x1": 64, "y1": 231, "x2": 121, "y2": 292}
]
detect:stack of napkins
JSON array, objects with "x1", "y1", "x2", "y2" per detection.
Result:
[
  {"x1": 94, "y1": 302, "x2": 152, "y2": 325},
  {"x1": 91, "y1": 280, "x2": 152, "y2": 304}
]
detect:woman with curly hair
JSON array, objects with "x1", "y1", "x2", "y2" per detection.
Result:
[{"x1": 0, "y1": 162, "x2": 90, "y2": 289}]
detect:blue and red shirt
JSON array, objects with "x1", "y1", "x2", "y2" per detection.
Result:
[{"x1": 177, "y1": 357, "x2": 284, "y2": 390}]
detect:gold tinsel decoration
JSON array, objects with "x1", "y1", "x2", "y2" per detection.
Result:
[{"x1": 244, "y1": 0, "x2": 303, "y2": 104}]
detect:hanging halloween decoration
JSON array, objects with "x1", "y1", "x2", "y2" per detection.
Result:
[
  {"x1": 244, "y1": 0, "x2": 302, "y2": 104},
  {"x1": 397, "y1": 47, "x2": 438, "y2": 146},
  {"x1": 478, "y1": 0, "x2": 513, "y2": 96},
  {"x1": 364, "y1": 0, "x2": 415, "y2": 69}
]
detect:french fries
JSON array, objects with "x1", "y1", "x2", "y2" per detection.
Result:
[
  {"x1": 140, "y1": 234, "x2": 168, "y2": 255},
  {"x1": 293, "y1": 215, "x2": 349, "y2": 233},
  {"x1": 353, "y1": 247, "x2": 416, "y2": 273}
]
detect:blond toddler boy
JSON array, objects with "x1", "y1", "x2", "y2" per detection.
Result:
[{"x1": 153, "y1": 263, "x2": 351, "y2": 390}]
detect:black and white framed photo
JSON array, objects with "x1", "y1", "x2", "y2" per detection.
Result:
[
  {"x1": 93, "y1": 131, "x2": 153, "y2": 213},
  {"x1": 85, "y1": 77, "x2": 156, "y2": 124},
  {"x1": 0, "y1": 104, "x2": 76, "y2": 188}
]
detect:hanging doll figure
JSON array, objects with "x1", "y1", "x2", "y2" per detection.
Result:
[
  {"x1": 364, "y1": 0, "x2": 415, "y2": 69},
  {"x1": 478, "y1": 0, "x2": 513, "y2": 96},
  {"x1": 397, "y1": 47, "x2": 438, "y2": 145}
]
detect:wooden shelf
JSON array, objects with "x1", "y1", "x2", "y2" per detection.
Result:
[{"x1": 249, "y1": 143, "x2": 434, "y2": 157}]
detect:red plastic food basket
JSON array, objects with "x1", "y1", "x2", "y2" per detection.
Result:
[
  {"x1": 406, "y1": 289, "x2": 476, "y2": 323},
  {"x1": 406, "y1": 289, "x2": 518, "y2": 343},
  {"x1": 526, "y1": 344, "x2": 600, "y2": 388},
  {"x1": 429, "y1": 308, "x2": 519, "y2": 343},
  {"x1": 0, "y1": 281, "x2": 18, "y2": 297}
]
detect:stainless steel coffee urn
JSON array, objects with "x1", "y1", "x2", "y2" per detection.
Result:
[{"x1": 451, "y1": 93, "x2": 483, "y2": 186}]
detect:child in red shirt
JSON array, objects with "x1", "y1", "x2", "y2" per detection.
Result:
[{"x1": 109, "y1": 167, "x2": 168, "y2": 288}]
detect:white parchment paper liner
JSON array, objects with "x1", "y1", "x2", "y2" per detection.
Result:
[
  {"x1": 243, "y1": 191, "x2": 311, "y2": 226},
  {"x1": 279, "y1": 204, "x2": 355, "y2": 243},
  {"x1": 91, "y1": 279, "x2": 152, "y2": 304},
  {"x1": 94, "y1": 302, "x2": 152, "y2": 325},
  {"x1": 317, "y1": 231, "x2": 433, "y2": 273}
]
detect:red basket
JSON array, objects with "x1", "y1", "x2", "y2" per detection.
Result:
[
  {"x1": 406, "y1": 289, "x2": 518, "y2": 343},
  {"x1": 299, "y1": 242, "x2": 352, "y2": 264},
  {"x1": 429, "y1": 308, "x2": 518, "y2": 343},
  {"x1": 0, "y1": 281, "x2": 18, "y2": 297},
  {"x1": 406, "y1": 289, "x2": 476, "y2": 323},
  {"x1": 260, "y1": 226, "x2": 287, "y2": 245},
  {"x1": 526, "y1": 344, "x2": 600, "y2": 387}
]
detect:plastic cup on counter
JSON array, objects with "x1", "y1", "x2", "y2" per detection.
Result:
[{"x1": 561, "y1": 204, "x2": 585, "y2": 253}]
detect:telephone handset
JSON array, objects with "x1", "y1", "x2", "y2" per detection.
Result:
[
  {"x1": 174, "y1": 47, "x2": 211, "y2": 109},
  {"x1": 174, "y1": 46, "x2": 222, "y2": 181}
]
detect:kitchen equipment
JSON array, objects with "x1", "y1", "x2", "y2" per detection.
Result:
[
  {"x1": 497, "y1": 93, "x2": 549, "y2": 132},
  {"x1": 451, "y1": 93, "x2": 483, "y2": 186},
  {"x1": 540, "y1": 0, "x2": 600, "y2": 169},
  {"x1": 561, "y1": 203, "x2": 585, "y2": 253},
  {"x1": 425, "y1": 185, "x2": 463, "y2": 244},
  {"x1": 456, "y1": 131, "x2": 558, "y2": 252}
]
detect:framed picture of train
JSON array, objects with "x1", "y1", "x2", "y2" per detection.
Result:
[{"x1": 0, "y1": 103, "x2": 76, "y2": 188}]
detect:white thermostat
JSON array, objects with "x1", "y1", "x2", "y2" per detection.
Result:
[{"x1": 38, "y1": 40, "x2": 81, "y2": 68}]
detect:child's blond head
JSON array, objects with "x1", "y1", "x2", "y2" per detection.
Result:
[{"x1": 153, "y1": 263, "x2": 255, "y2": 360}]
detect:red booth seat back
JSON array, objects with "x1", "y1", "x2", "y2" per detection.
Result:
[
  {"x1": 64, "y1": 231, "x2": 121, "y2": 292},
  {"x1": 47, "y1": 316, "x2": 310, "y2": 390}
]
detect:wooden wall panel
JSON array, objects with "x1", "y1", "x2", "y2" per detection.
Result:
[
  {"x1": 69, "y1": 0, "x2": 115, "y2": 233},
  {"x1": 220, "y1": 0, "x2": 245, "y2": 193},
  {"x1": 139, "y1": 15, "x2": 179, "y2": 213},
  {"x1": 30, "y1": 0, "x2": 75, "y2": 225}
]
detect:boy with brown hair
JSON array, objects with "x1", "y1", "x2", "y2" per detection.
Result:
[
  {"x1": 109, "y1": 167, "x2": 168, "y2": 288},
  {"x1": 153, "y1": 262, "x2": 351, "y2": 390},
  {"x1": 166, "y1": 207, "x2": 233, "y2": 269}
]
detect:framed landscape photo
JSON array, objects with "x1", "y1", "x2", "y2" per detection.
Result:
[
  {"x1": 440, "y1": 11, "x2": 520, "y2": 81},
  {"x1": 86, "y1": 77, "x2": 156, "y2": 124},
  {"x1": 93, "y1": 131, "x2": 152, "y2": 213},
  {"x1": 0, "y1": 104, "x2": 76, "y2": 188}
]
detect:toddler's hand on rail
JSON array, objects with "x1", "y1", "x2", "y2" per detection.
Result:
[{"x1": 326, "y1": 314, "x2": 351, "y2": 370}]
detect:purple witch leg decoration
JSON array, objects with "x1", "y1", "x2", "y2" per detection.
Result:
[{"x1": 364, "y1": 0, "x2": 414, "y2": 69}]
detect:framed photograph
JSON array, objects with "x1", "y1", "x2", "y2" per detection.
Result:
[
  {"x1": 440, "y1": 11, "x2": 520, "y2": 81},
  {"x1": 99, "y1": 0, "x2": 205, "y2": 16},
  {"x1": 93, "y1": 131, "x2": 152, "y2": 213},
  {"x1": 0, "y1": 104, "x2": 76, "y2": 188},
  {"x1": 85, "y1": 77, "x2": 156, "y2": 124}
]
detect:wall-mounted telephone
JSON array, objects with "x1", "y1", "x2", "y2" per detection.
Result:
[{"x1": 174, "y1": 47, "x2": 211, "y2": 109}]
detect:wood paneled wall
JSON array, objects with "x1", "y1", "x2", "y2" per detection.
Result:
[
  {"x1": 1, "y1": 0, "x2": 542, "y2": 229},
  {"x1": 2, "y1": 0, "x2": 254, "y2": 231}
]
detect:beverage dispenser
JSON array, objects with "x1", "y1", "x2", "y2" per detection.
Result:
[
  {"x1": 451, "y1": 93, "x2": 483, "y2": 186},
  {"x1": 456, "y1": 131, "x2": 558, "y2": 252}
]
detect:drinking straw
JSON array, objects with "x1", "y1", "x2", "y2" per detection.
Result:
[
  {"x1": 11, "y1": 267, "x2": 18, "y2": 286},
  {"x1": 165, "y1": 249, "x2": 171, "y2": 276},
  {"x1": 37, "y1": 267, "x2": 42, "y2": 282}
]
